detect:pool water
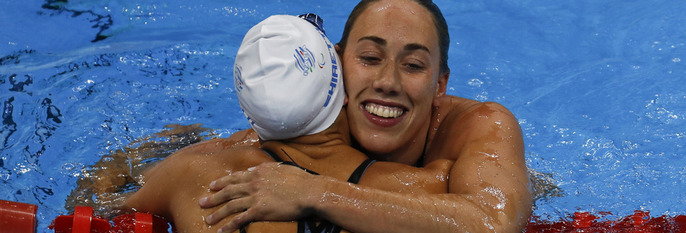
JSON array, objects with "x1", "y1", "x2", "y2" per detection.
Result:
[{"x1": 1, "y1": 0, "x2": 685, "y2": 231}]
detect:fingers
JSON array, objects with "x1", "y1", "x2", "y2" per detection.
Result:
[
  {"x1": 209, "y1": 170, "x2": 251, "y2": 191},
  {"x1": 208, "y1": 163, "x2": 282, "y2": 192},
  {"x1": 217, "y1": 209, "x2": 256, "y2": 233},
  {"x1": 199, "y1": 183, "x2": 251, "y2": 208},
  {"x1": 205, "y1": 197, "x2": 253, "y2": 225},
  {"x1": 200, "y1": 168, "x2": 257, "y2": 208}
]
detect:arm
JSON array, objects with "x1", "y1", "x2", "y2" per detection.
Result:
[
  {"x1": 204, "y1": 102, "x2": 532, "y2": 233},
  {"x1": 66, "y1": 124, "x2": 213, "y2": 213},
  {"x1": 315, "y1": 102, "x2": 532, "y2": 232}
]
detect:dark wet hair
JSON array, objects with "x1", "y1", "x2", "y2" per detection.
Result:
[{"x1": 338, "y1": 0, "x2": 450, "y2": 75}]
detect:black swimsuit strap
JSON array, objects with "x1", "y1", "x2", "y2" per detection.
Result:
[
  {"x1": 347, "y1": 158, "x2": 375, "y2": 184},
  {"x1": 253, "y1": 148, "x2": 375, "y2": 233},
  {"x1": 262, "y1": 148, "x2": 283, "y2": 162}
]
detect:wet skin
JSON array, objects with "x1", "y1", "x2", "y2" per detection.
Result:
[
  {"x1": 124, "y1": 110, "x2": 453, "y2": 233},
  {"x1": 129, "y1": 0, "x2": 532, "y2": 232}
]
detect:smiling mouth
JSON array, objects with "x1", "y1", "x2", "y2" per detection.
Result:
[{"x1": 364, "y1": 102, "x2": 406, "y2": 119}]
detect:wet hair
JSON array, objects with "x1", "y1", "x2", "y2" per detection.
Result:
[{"x1": 338, "y1": 0, "x2": 450, "y2": 75}]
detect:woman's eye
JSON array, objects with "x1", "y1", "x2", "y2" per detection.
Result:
[
  {"x1": 360, "y1": 56, "x2": 381, "y2": 64},
  {"x1": 405, "y1": 63, "x2": 425, "y2": 71}
]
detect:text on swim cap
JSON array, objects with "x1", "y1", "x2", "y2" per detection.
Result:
[{"x1": 321, "y1": 30, "x2": 339, "y2": 108}]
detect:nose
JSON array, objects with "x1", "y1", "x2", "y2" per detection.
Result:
[{"x1": 371, "y1": 63, "x2": 402, "y2": 96}]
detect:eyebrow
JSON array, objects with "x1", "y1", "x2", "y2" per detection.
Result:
[
  {"x1": 358, "y1": 36, "x2": 430, "y2": 53},
  {"x1": 404, "y1": 43, "x2": 430, "y2": 53},
  {"x1": 358, "y1": 36, "x2": 386, "y2": 46}
]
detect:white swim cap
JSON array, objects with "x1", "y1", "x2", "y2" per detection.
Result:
[{"x1": 233, "y1": 14, "x2": 344, "y2": 141}]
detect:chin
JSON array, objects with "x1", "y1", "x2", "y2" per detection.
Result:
[{"x1": 359, "y1": 139, "x2": 399, "y2": 159}]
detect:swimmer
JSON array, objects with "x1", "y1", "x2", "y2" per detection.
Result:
[{"x1": 124, "y1": 14, "x2": 452, "y2": 233}]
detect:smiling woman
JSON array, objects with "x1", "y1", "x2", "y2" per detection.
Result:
[{"x1": 340, "y1": 1, "x2": 449, "y2": 164}]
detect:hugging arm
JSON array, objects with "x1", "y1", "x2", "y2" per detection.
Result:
[
  {"x1": 304, "y1": 102, "x2": 532, "y2": 233},
  {"x1": 67, "y1": 124, "x2": 211, "y2": 213},
  {"x1": 201, "y1": 102, "x2": 533, "y2": 233}
]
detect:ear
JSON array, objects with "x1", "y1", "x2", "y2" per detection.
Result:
[
  {"x1": 335, "y1": 44, "x2": 343, "y2": 57},
  {"x1": 333, "y1": 44, "x2": 343, "y2": 62},
  {"x1": 433, "y1": 71, "x2": 449, "y2": 107},
  {"x1": 337, "y1": 43, "x2": 349, "y2": 107},
  {"x1": 436, "y1": 71, "x2": 449, "y2": 97}
]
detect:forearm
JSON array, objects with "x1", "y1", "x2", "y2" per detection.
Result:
[{"x1": 312, "y1": 177, "x2": 514, "y2": 233}]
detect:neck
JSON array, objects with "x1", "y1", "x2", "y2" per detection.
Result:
[
  {"x1": 260, "y1": 109, "x2": 369, "y2": 181},
  {"x1": 263, "y1": 109, "x2": 352, "y2": 160},
  {"x1": 290, "y1": 109, "x2": 349, "y2": 142}
]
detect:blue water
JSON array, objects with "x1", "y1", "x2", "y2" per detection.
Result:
[{"x1": 1, "y1": 0, "x2": 685, "y2": 231}]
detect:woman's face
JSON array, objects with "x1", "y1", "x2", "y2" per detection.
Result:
[{"x1": 341, "y1": 0, "x2": 447, "y2": 164}]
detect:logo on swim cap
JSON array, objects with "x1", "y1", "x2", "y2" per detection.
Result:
[
  {"x1": 318, "y1": 53, "x2": 326, "y2": 69},
  {"x1": 294, "y1": 45, "x2": 316, "y2": 76},
  {"x1": 233, "y1": 65, "x2": 244, "y2": 92}
]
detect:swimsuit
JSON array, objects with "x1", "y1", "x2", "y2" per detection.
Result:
[{"x1": 240, "y1": 148, "x2": 375, "y2": 233}]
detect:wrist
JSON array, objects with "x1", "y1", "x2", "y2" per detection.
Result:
[{"x1": 306, "y1": 175, "x2": 345, "y2": 217}]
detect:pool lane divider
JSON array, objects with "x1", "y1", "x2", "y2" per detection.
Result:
[
  {"x1": 0, "y1": 200, "x2": 38, "y2": 233},
  {"x1": 526, "y1": 211, "x2": 686, "y2": 232},
  {"x1": 51, "y1": 206, "x2": 111, "y2": 233},
  {"x1": 4, "y1": 198, "x2": 686, "y2": 232},
  {"x1": 50, "y1": 206, "x2": 169, "y2": 233},
  {"x1": 0, "y1": 199, "x2": 169, "y2": 233}
]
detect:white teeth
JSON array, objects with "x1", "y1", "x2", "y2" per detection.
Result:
[{"x1": 364, "y1": 103, "x2": 404, "y2": 118}]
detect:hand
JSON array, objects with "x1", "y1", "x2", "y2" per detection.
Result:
[{"x1": 198, "y1": 162, "x2": 320, "y2": 232}]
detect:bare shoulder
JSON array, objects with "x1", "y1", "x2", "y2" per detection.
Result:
[
  {"x1": 457, "y1": 101, "x2": 519, "y2": 131},
  {"x1": 436, "y1": 96, "x2": 517, "y2": 126},
  {"x1": 429, "y1": 96, "x2": 532, "y2": 232},
  {"x1": 125, "y1": 142, "x2": 271, "y2": 220},
  {"x1": 133, "y1": 128, "x2": 261, "y2": 192},
  {"x1": 426, "y1": 96, "x2": 522, "y2": 162},
  {"x1": 164, "y1": 143, "x2": 269, "y2": 174},
  {"x1": 171, "y1": 128, "x2": 260, "y2": 155}
]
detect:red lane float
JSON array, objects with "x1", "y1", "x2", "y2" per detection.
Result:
[
  {"x1": 0, "y1": 200, "x2": 38, "y2": 233},
  {"x1": 1, "y1": 199, "x2": 170, "y2": 233},
  {"x1": 5, "y1": 199, "x2": 686, "y2": 233},
  {"x1": 49, "y1": 206, "x2": 169, "y2": 233},
  {"x1": 526, "y1": 211, "x2": 686, "y2": 232}
]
